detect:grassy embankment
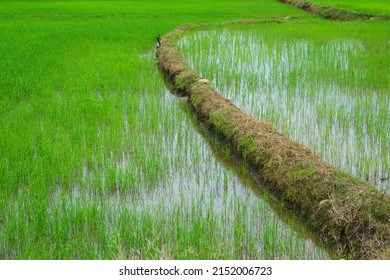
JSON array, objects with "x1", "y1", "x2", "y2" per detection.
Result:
[
  {"x1": 312, "y1": 0, "x2": 390, "y2": 16},
  {"x1": 157, "y1": 19, "x2": 390, "y2": 259},
  {"x1": 278, "y1": 0, "x2": 390, "y2": 19},
  {"x1": 2, "y1": 0, "x2": 331, "y2": 259}
]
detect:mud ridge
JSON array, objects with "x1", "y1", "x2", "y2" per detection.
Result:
[
  {"x1": 156, "y1": 22, "x2": 390, "y2": 259},
  {"x1": 278, "y1": 0, "x2": 389, "y2": 20}
]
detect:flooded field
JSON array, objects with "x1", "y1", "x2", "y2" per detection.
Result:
[
  {"x1": 2, "y1": 0, "x2": 388, "y2": 261},
  {"x1": 178, "y1": 22, "x2": 390, "y2": 194},
  {"x1": 0, "y1": 50, "x2": 330, "y2": 259}
]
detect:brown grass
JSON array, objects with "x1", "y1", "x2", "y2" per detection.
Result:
[{"x1": 156, "y1": 21, "x2": 390, "y2": 259}]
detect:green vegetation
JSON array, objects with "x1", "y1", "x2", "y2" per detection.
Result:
[
  {"x1": 312, "y1": 0, "x2": 390, "y2": 15},
  {"x1": 278, "y1": 0, "x2": 390, "y2": 20},
  {"x1": 0, "y1": 0, "x2": 308, "y2": 17}
]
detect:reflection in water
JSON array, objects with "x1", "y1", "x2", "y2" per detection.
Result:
[
  {"x1": 183, "y1": 100, "x2": 334, "y2": 258},
  {"x1": 179, "y1": 29, "x2": 389, "y2": 194},
  {"x1": 47, "y1": 52, "x2": 331, "y2": 259}
]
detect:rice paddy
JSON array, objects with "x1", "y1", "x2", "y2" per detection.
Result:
[
  {"x1": 0, "y1": 49, "x2": 330, "y2": 259},
  {"x1": 178, "y1": 21, "x2": 390, "y2": 194},
  {"x1": 1, "y1": 0, "x2": 388, "y2": 260}
]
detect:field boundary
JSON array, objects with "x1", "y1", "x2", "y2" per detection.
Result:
[
  {"x1": 156, "y1": 20, "x2": 390, "y2": 259},
  {"x1": 278, "y1": 0, "x2": 390, "y2": 20}
]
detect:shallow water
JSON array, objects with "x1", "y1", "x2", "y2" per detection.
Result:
[
  {"x1": 44, "y1": 51, "x2": 332, "y2": 259},
  {"x1": 179, "y1": 28, "x2": 390, "y2": 194}
]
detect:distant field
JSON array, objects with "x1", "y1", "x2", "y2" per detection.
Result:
[
  {"x1": 0, "y1": 0, "x2": 308, "y2": 16},
  {"x1": 312, "y1": 0, "x2": 390, "y2": 15}
]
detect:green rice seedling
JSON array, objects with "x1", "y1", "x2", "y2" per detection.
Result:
[{"x1": 0, "y1": 47, "x2": 331, "y2": 259}]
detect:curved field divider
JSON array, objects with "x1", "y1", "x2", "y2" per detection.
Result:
[
  {"x1": 278, "y1": 0, "x2": 390, "y2": 20},
  {"x1": 156, "y1": 21, "x2": 390, "y2": 259}
]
